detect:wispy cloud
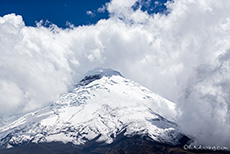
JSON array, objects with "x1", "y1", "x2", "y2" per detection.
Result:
[
  {"x1": 86, "y1": 10, "x2": 96, "y2": 17},
  {"x1": 97, "y1": 5, "x2": 107, "y2": 13}
]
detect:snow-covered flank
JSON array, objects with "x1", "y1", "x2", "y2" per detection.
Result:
[{"x1": 0, "y1": 68, "x2": 181, "y2": 149}]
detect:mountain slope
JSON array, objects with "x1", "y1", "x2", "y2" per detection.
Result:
[{"x1": 0, "y1": 68, "x2": 186, "y2": 150}]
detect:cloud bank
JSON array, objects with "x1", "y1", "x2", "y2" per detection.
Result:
[
  {"x1": 1, "y1": 0, "x2": 230, "y2": 146},
  {"x1": 177, "y1": 50, "x2": 230, "y2": 146}
]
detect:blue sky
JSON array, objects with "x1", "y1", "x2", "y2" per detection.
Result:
[
  {"x1": 0, "y1": 0, "x2": 169, "y2": 27},
  {"x1": 0, "y1": 0, "x2": 110, "y2": 27}
]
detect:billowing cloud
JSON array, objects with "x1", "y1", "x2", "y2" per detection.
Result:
[
  {"x1": 177, "y1": 50, "x2": 230, "y2": 146},
  {"x1": 0, "y1": 14, "x2": 73, "y2": 115},
  {"x1": 1, "y1": 0, "x2": 230, "y2": 146}
]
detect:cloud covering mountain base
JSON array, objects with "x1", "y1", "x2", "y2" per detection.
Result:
[{"x1": 0, "y1": 0, "x2": 230, "y2": 147}]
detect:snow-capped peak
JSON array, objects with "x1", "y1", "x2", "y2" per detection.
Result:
[
  {"x1": 78, "y1": 67, "x2": 123, "y2": 86},
  {"x1": 0, "y1": 68, "x2": 186, "y2": 150}
]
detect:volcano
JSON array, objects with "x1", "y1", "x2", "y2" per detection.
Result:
[{"x1": 0, "y1": 68, "x2": 190, "y2": 154}]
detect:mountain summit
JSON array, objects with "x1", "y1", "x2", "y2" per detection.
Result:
[
  {"x1": 78, "y1": 67, "x2": 123, "y2": 86},
  {"x1": 0, "y1": 68, "x2": 188, "y2": 153}
]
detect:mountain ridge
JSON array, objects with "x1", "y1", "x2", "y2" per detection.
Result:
[{"x1": 0, "y1": 68, "x2": 187, "y2": 151}]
